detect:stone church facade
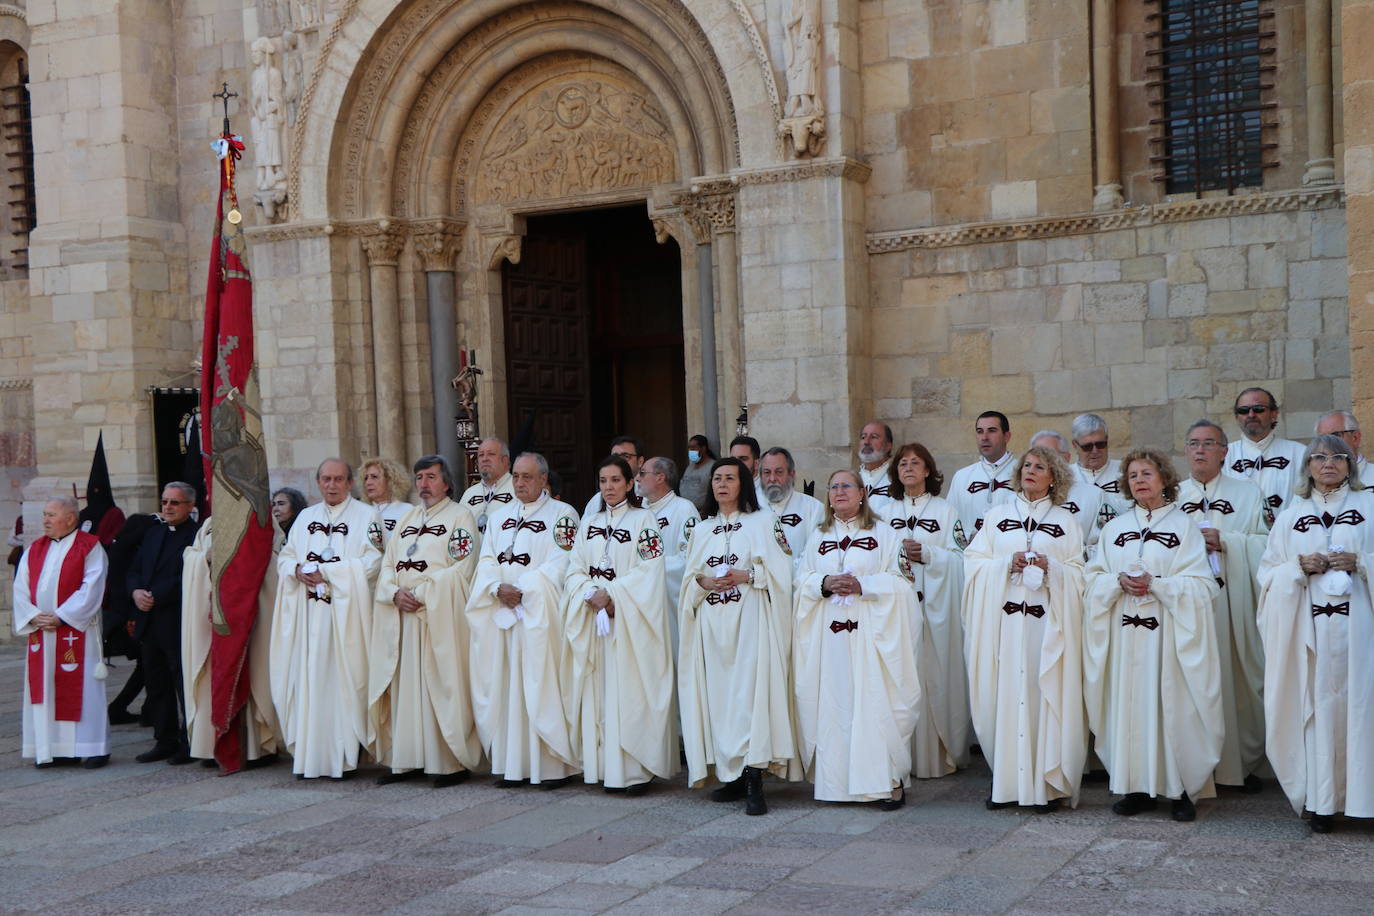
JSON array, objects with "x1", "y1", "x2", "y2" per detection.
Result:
[{"x1": 1, "y1": 0, "x2": 1371, "y2": 621}]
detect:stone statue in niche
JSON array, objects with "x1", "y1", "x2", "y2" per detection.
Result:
[
  {"x1": 475, "y1": 77, "x2": 676, "y2": 204},
  {"x1": 250, "y1": 36, "x2": 288, "y2": 219},
  {"x1": 282, "y1": 30, "x2": 304, "y2": 127},
  {"x1": 779, "y1": 0, "x2": 825, "y2": 157}
]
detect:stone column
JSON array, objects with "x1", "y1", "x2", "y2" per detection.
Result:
[
  {"x1": 1091, "y1": 0, "x2": 1123, "y2": 210},
  {"x1": 680, "y1": 184, "x2": 739, "y2": 450},
  {"x1": 1304, "y1": 0, "x2": 1336, "y2": 185},
  {"x1": 412, "y1": 220, "x2": 466, "y2": 474},
  {"x1": 359, "y1": 225, "x2": 407, "y2": 462},
  {"x1": 1344, "y1": 0, "x2": 1374, "y2": 425}
]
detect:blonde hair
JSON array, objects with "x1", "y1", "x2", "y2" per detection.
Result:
[
  {"x1": 1117, "y1": 448, "x2": 1181, "y2": 504},
  {"x1": 359, "y1": 457, "x2": 412, "y2": 504},
  {"x1": 1012, "y1": 446, "x2": 1072, "y2": 505},
  {"x1": 820, "y1": 469, "x2": 878, "y2": 530}
]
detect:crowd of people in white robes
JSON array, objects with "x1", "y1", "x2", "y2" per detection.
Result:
[{"x1": 14, "y1": 387, "x2": 1374, "y2": 833}]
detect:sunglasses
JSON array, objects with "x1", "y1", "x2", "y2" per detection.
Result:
[
  {"x1": 1234, "y1": 405, "x2": 1270, "y2": 416},
  {"x1": 1076, "y1": 441, "x2": 1108, "y2": 452}
]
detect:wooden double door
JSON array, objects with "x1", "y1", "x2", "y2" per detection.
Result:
[{"x1": 501, "y1": 205, "x2": 686, "y2": 507}]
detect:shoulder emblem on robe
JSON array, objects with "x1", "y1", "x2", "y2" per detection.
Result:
[
  {"x1": 1096, "y1": 502, "x2": 1118, "y2": 529},
  {"x1": 367, "y1": 520, "x2": 383, "y2": 551},
  {"x1": 637, "y1": 529, "x2": 664, "y2": 561},
  {"x1": 773, "y1": 519, "x2": 792, "y2": 556},
  {"x1": 447, "y1": 528, "x2": 474, "y2": 560},
  {"x1": 682, "y1": 515, "x2": 697, "y2": 550},
  {"x1": 952, "y1": 519, "x2": 968, "y2": 550},
  {"x1": 554, "y1": 516, "x2": 577, "y2": 551}
]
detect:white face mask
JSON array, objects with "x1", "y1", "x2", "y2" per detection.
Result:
[
  {"x1": 688, "y1": 450, "x2": 701, "y2": 464},
  {"x1": 633, "y1": 481, "x2": 644, "y2": 499}
]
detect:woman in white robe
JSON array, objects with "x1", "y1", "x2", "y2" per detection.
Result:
[
  {"x1": 796, "y1": 470, "x2": 919, "y2": 808},
  {"x1": 679, "y1": 457, "x2": 800, "y2": 815},
  {"x1": 1257, "y1": 434, "x2": 1374, "y2": 833},
  {"x1": 562, "y1": 455, "x2": 676, "y2": 793},
  {"x1": 883, "y1": 442, "x2": 970, "y2": 779},
  {"x1": 1084, "y1": 449, "x2": 1222, "y2": 822},
  {"x1": 963, "y1": 445, "x2": 1087, "y2": 811},
  {"x1": 361, "y1": 457, "x2": 414, "y2": 549}
]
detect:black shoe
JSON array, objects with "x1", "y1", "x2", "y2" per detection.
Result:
[
  {"x1": 1033, "y1": 798, "x2": 1061, "y2": 813},
  {"x1": 879, "y1": 786, "x2": 906, "y2": 812},
  {"x1": 432, "y1": 770, "x2": 470, "y2": 789},
  {"x1": 1082, "y1": 769, "x2": 1110, "y2": 783},
  {"x1": 376, "y1": 769, "x2": 422, "y2": 786},
  {"x1": 82, "y1": 755, "x2": 110, "y2": 770},
  {"x1": 494, "y1": 777, "x2": 524, "y2": 788},
  {"x1": 201, "y1": 759, "x2": 220, "y2": 769},
  {"x1": 985, "y1": 797, "x2": 1015, "y2": 810},
  {"x1": 33, "y1": 760, "x2": 57, "y2": 769},
  {"x1": 1171, "y1": 794, "x2": 1196, "y2": 822},
  {"x1": 1241, "y1": 774, "x2": 1263, "y2": 794},
  {"x1": 604, "y1": 785, "x2": 627, "y2": 794},
  {"x1": 1112, "y1": 793, "x2": 1158, "y2": 816},
  {"x1": 1311, "y1": 813, "x2": 1334, "y2": 834},
  {"x1": 710, "y1": 775, "x2": 747, "y2": 802},
  {"x1": 540, "y1": 775, "x2": 575, "y2": 791},
  {"x1": 625, "y1": 781, "x2": 649, "y2": 797},
  {"x1": 136, "y1": 745, "x2": 176, "y2": 764},
  {"x1": 168, "y1": 752, "x2": 195, "y2": 766},
  {"x1": 245, "y1": 752, "x2": 279, "y2": 770},
  {"x1": 744, "y1": 766, "x2": 767, "y2": 816},
  {"x1": 107, "y1": 707, "x2": 139, "y2": 725}
]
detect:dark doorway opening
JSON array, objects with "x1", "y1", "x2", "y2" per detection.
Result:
[{"x1": 501, "y1": 204, "x2": 685, "y2": 507}]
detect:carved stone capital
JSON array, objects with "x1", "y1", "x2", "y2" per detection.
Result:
[
  {"x1": 412, "y1": 219, "x2": 467, "y2": 272},
  {"x1": 673, "y1": 182, "x2": 737, "y2": 244},
  {"x1": 359, "y1": 221, "x2": 406, "y2": 267}
]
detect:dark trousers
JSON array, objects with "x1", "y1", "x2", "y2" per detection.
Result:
[
  {"x1": 109, "y1": 661, "x2": 145, "y2": 713},
  {"x1": 141, "y1": 630, "x2": 187, "y2": 752}
]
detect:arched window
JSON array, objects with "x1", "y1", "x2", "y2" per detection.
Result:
[{"x1": 0, "y1": 43, "x2": 34, "y2": 275}]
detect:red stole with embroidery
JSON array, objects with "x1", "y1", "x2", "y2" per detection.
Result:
[{"x1": 26, "y1": 531, "x2": 98, "y2": 721}]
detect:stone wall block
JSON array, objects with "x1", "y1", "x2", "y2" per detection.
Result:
[
  {"x1": 911, "y1": 376, "x2": 961, "y2": 415},
  {"x1": 1291, "y1": 259, "x2": 1349, "y2": 299},
  {"x1": 1316, "y1": 335, "x2": 1352, "y2": 377},
  {"x1": 1082, "y1": 282, "x2": 1147, "y2": 321},
  {"x1": 1285, "y1": 338, "x2": 1317, "y2": 379},
  {"x1": 1210, "y1": 341, "x2": 1270, "y2": 380},
  {"x1": 1060, "y1": 323, "x2": 1095, "y2": 368},
  {"x1": 1120, "y1": 255, "x2": 1164, "y2": 282},
  {"x1": 1246, "y1": 244, "x2": 1288, "y2": 289},
  {"x1": 964, "y1": 374, "x2": 1033, "y2": 414},
  {"x1": 1094, "y1": 321, "x2": 1144, "y2": 364},
  {"x1": 1167, "y1": 368, "x2": 1210, "y2": 401},
  {"x1": 1058, "y1": 260, "x2": 1121, "y2": 284},
  {"x1": 935, "y1": 329, "x2": 991, "y2": 376},
  {"x1": 1195, "y1": 247, "x2": 1248, "y2": 291},
  {"x1": 1047, "y1": 283, "x2": 1082, "y2": 321},
  {"x1": 1109, "y1": 364, "x2": 1167, "y2": 406}
]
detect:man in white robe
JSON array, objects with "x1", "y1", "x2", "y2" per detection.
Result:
[
  {"x1": 949, "y1": 410, "x2": 1017, "y2": 546},
  {"x1": 271, "y1": 458, "x2": 382, "y2": 778},
  {"x1": 1224, "y1": 387, "x2": 1306, "y2": 527},
  {"x1": 637, "y1": 456, "x2": 698, "y2": 654},
  {"x1": 1316, "y1": 410, "x2": 1374, "y2": 487},
  {"x1": 1178, "y1": 420, "x2": 1268, "y2": 792},
  {"x1": 1070, "y1": 412, "x2": 1129, "y2": 526},
  {"x1": 183, "y1": 519, "x2": 281, "y2": 767},
  {"x1": 1030, "y1": 431, "x2": 1105, "y2": 554},
  {"x1": 457, "y1": 438, "x2": 515, "y2": 534},
  {"x1": 370, "y1": 454, "x2": 483, "y2": 786},
  {"x1": 759, "y1": 447, "x2": 825, "y2": 568},
  {"x1": 14, "y1": 497, "x2": 109, "y2": 768},
  {"x1": 856, "y1": 422, "x2": 896, "y2": 513},
  {"x1": 466, "y1": 452, "x2": 581, "y2": 786}
]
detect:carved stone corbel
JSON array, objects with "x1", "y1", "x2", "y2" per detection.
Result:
[{"x1": 487, "y1": 234, "x2": 523, "y2": 269}]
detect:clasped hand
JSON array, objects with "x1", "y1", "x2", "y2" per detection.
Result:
[
  {"x1": 1118, "y1": 571, "x2": 1152, "y2": 596},
  {"x1": 32, "y1": 611, "x2": 60, "y2": 631},
  {"x1": 697, "y1": 568, "x2": 750, "y2": 592},
  {"x1": 1301, "y1": 552, "x2": 1356, "y2": 574},
  {"x1": 296, "y1": 565, "x2": 325, "y2": 587},
  {"x1": 823, "y1": 573, "x2": 862, "y2": 597},
  {"x1": 1009, "y1": 552, "x2": 1048, "y2": 575},
  {"x1": 393, "y1": 587, "x2": 424, "y2": 613},
  {"x1": 586, "y1": 588, "x2": 615, "y2": 617},
  {"x1": 131, "y1": 588, "x2": 155, "y2": 612},
  {"x1": 901, "y1": 539, "x2": 924, "y2": 564},
  {"x1": 1201, "y1": 528, "x2": 1225, "y2": 553}
]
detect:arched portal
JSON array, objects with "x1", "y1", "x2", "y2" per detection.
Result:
[{"x1": 295, "y1": 0, "x2": 748, "y2": 480}]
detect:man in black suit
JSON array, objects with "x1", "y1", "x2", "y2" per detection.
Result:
[{"x1": 128, "y1": 482, "x2": 200, "y2": 764}]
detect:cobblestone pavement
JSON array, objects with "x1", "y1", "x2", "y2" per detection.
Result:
[{"x1": 1, "y1": 650, "x2": 1372, "y2": 915}]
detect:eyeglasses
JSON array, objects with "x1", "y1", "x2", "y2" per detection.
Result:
[
  {"x1": 1309, "y1": 454, "x2": 1350, "y2": 465},
  {"x1": 161, "y1": 499, "x2": 188, "y2": 505},
  {"x1": 1076, "y1": 441, "x2": 1108, "y2": 452},
  {"x1": 828, "y1": 482, "x2": 858, "y2": 491},
  {"x1": 1334, "y1": 429, "x2": 1359, "y2": 437},
  {"x1": 1184, "y1": 439, "x2": 1222, "y2": 450},
  {"x1": 1234, "y1": 405, "x2": 1270, "y2": 416}
]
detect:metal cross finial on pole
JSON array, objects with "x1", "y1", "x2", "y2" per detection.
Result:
[{"x1": 213, "y1": 83, "x2": 238, "y2": 136}]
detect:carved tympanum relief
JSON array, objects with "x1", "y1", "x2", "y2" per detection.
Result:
[{"x1": 475, "y1": 75, "x2": 677, "y2": 205}]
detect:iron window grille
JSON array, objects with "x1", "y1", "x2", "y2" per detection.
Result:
[
  {"x1": 1146, "y1": 0, "x2": 1277, "y2": 195},
  {"x1": 0, "y1": 56, "x2": 35, "y2": 273}
]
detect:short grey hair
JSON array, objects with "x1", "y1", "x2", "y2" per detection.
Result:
[
  {"x1": 649, "y1": 457, "x2": 679, "y2": 490},
  {"x1": 163, "y1": 481, "x2": 197, "y2": 503},
  {"x1": 515, "y1": 451, "x2": 549, "y2": 477},
  {"x1": 1186, "y1": 419, "x2": 1228, "y2": 446},
  {"x1": 481, "y1": 437, "x2": 511, "y2": 458},
  {"x1": 1030, "y1": 429, "x2": 1071, "y2": 456},
  {"x1": 761, "y1": 446, "x2": 796, "y2": 473},
  {"x1": 1316, "y1": 410, "x2": 1359, "y2": 436},
  {"x1": 1071, "y1": 413, "x2": 1107, "y2": 442},
  {"x1": 46, "y1": 495, "x2": 79, "y2": 516},
  {"x1": 315, "y1": 457, "x2": 355, "y2": 481},
  {"x1": 1295, "y1": 434, "x2": 1365, "y2": 498}
]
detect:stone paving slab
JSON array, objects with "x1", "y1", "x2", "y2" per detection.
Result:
[{"x1": 0, "y1": 651, "x2": 1373, "y2": 914}]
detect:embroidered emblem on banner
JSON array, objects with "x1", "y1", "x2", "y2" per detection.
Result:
[
  {"x1": 448, "y1": 528, "x2": 473, "y2": 560},
  {"x1": 554, "y1": 516, "x2": 577, "y2": 551},
  {"x1": 367, "y1": 520, "x2": 383, "y2": 551},
  {"x1": 637, "y1": 529, "x2": 663, "y2": 561}
]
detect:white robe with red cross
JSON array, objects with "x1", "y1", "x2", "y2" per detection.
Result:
[{"x1": 13, "y1": 531, "x2": 109, "y2": 763}]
